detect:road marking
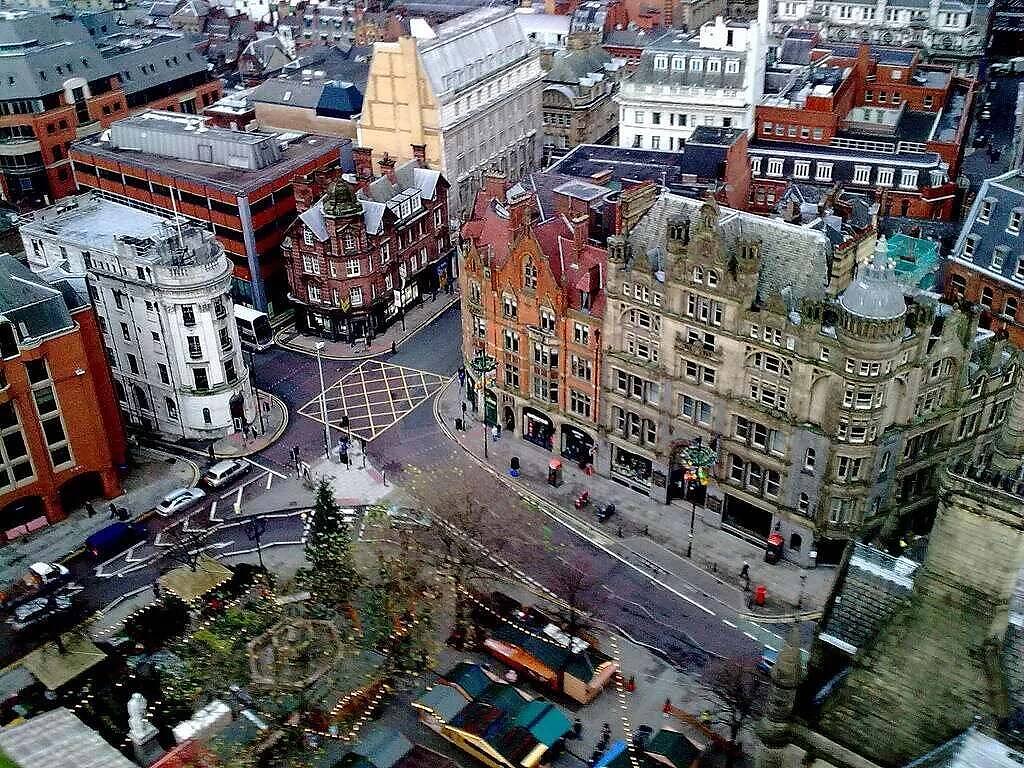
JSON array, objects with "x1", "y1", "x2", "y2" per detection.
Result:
[
  {"x1": 265, "y1": 472, "x2": 273, "y2": 490},
  {"x1": 744, "y1": 632, "x2": 758, "y2": 642},
  {"x1": 722, "y1": 619, "x2": 737, "y2": 628},
  {"x1": 234, "y1": 485, "x2": 243, "y2": 515},
  {"x1": 246, "y1": 458, "x2": 287, "y2": 479}
]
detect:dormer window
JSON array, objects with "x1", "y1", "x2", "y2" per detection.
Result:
[
  {"x1": 979, "y1": 196, "x2": 996, "y2": 222},
  {"x1": 671, "y1": 56, "x2": 685, "y2": 71},
  {"x1": 654, "y1": 55, "x2": 668, "y2": 70},
  {"x1": 1009, "y1": 207, "x2": 1023, "y2": 234},
  {"x1": 962, "y1": 234, "x2": 979, "y2": 259},
  {"x1": 992, "y1": 245, "x2": 1009, "y2": 271}
]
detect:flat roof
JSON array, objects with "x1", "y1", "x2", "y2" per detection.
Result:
[
  {"x1": 19, "y1": 194, "x2": 173, "y2": 255},
  {"x1": 72, "y1": 131, "x2": 349, "y2": 195},
  {"x1": 547, "y1": 143, "x2": 726, "y2": 188}
]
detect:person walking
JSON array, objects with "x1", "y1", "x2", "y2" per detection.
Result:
[
  {"x1": 109, "y1": 503, "x2": 118, "y2": 520},
  {"x1": 85, "y1": 501, "x2": 96, "y2": 518},
  {"x1": 740, "y1": 561, "x2": 751, "y2": 591}
]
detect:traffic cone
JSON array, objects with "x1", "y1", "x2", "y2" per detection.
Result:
[
  {"x1": 663, "y1": 698, "x2": 671, "y2": 714},
  {"x1": 626, "y1": 675, "x2": 635, "y2": 692}
]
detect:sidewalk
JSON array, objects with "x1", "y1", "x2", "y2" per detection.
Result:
[
  {"x1": 275, "y1": 290, "x2": 459, "y2": 361},
  {"x1": 211, "y1": 393, "x2": 289, "y2": 459},
  {"x1": 0, "y1": 448, "x2": 198, "y2": 583},
  {"x1": 435, "y1": 382, "x2": 836, "y2": 617}
]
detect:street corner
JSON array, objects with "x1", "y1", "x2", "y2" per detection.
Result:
[
  {"x1": 298, "y1": 359, "x2": 446, "y2": 443},
  {"x1": 211, "y1": 391, "x2": 291, "y2": 459}
]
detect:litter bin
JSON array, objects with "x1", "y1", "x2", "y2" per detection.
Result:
[
  {"x1": 754, "y1": 584, "x2": 767, "y2": 606},
  {"x1": 510, "y1": 457, "x2": 521, "y2": 477},
  {"x1": 548, "y1": 459, "x2": 563, "y2": 487}
]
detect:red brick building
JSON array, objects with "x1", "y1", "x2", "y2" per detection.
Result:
[
  {"x1": 0, "y1": 10, "x2": 221, "y2": 208},
  {"x1": 749, "y1": 43, "x2": 973, "y2": 219},
  {"x1": 0, "y1": 256, "x2": 125, "y2": 538},
  {"x1": 283, "y1": 147, "x2": 454, "y2": 341},
  {"x1": 71, "y1": 111, "x2": 345, "y2": 315},
  {"x1": 460, "y1": 175, "x2": 607, "y2": 463}
]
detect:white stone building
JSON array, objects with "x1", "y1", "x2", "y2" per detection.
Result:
[
  {"x1": 19, "y1": 194, "x2": 255, "y2": 440},
  {"x1": 769, "y1": 0, "x2": 988, "y2": 76},
  {"x1": 357, "y1": 8, "x2": 545, "y2": 217},
  {"x1": 616, "y1": 16, "x2": 765, "y2": 150}
]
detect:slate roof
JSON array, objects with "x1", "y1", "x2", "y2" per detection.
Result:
[
  {"x1": 0, "y1": 256, "x2": 76, "y2": 341},
  {"x1": 0, "y1": 11, "x2": 118, "y2": 100},
  {"x1": 416, "y1": 9, "x2": 535, "y2": 102},
  {"x1": 627, "y1": 30, "x2": 746, "y2": 90},
  {"x1": 950, "y1": 169, "x2": 1024, "y2": 289},
  {"x1": 547, "y1": 143, "x2": 729, "y2": 195},
  {"x1": 0, "y1": 708, "x2": 136, "y2": 768},
  {"x1": 545, "y1": 45, "x2": 618, "y2": 89},
  {"x1": 626, "y1": 191, "x2": 833, "y2": 302},
  {"x1": 839, "y1": 237, "x2": 908, "y2": 320},
  {"x1": 603, "y1": 27, "x2": 664, "y2": 49},
  {"x1": 818, "y1": 542, "x2": 919, "y2": 654},
  {"x1": 94, "y1": 30, "x2": 210, "y2": 97}
]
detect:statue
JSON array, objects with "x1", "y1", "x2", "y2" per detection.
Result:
[{"x1": 128, "y1": 693, "x2": 164, "y2": 765}]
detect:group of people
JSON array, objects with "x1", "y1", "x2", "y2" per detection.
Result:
[{"x1": 84, "y1": 500, "x2": 129, "y2": 521}]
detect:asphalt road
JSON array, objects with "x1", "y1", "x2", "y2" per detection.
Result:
[{"x1": 0, "y1": 303, "x2": 793, "y2": 671}]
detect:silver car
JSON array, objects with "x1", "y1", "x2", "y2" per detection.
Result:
[
  {"x1": 201, "y1": 459, "x2": 251, "y2": 489},
  {"x1": 156, "y1": 487, "x2": 207, "y2": 516}
]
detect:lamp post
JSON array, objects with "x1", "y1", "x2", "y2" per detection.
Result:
[
  {"x1": 243, "y1": 514, "x2": 268, "y2": 571},
  {"x1": 469, "y1": 349, "x2": 497, "y2": 460},
  {"x1": 247, "y1": 346, "x2": 266, "y2": 436},
  {"x1": 315, "y1": 342, "x2": 331, "y2": 456},
  {"x1": 678, "y1": 438, "x2": 718, "y2": 559}
]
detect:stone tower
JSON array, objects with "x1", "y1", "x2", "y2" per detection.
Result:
[
  {"x1": 814, "y1": 366, "x2": 1024, "y2": 764},
  {"x1": 755, "y1": 627, "x2": 803, "y2": 768}
]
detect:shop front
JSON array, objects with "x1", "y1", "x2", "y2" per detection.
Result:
[
  {"x1": 418, "y1": 248, "x2": 457, "y2": 298},
  {"x1": 522, "y1": 407, "x2": 554, "y2": 450},
  {"x1": 560, "y1": 424, "x2": 595, "y2": 465},
  {"x1": 722, "y1": 493, "x2": 773, "y2": 539},
  {"x1": 610, "y1": 445, "x2": 653, "y2": 495}
]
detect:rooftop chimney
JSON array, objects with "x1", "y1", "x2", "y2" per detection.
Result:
[{"x1": 378, "y1": 152, "x2": 396, "y2": 184}]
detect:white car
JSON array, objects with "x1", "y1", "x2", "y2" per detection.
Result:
[
  {"x1": 156, "y1": 487, "x2": 207, "y2": 516},
  {"x1": 201, "y1": 459, "x2": 250, "y2": 489}
]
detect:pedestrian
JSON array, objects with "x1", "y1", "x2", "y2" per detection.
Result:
[
  {"x1": 462, "y1": 401, "x2": 467, "y2": 416},
  {"x1": 85, "y1": 501, "x2": 96, "y2": 518},
  {"x1": 208, "y1": 443, "x2": 216, "y2": 461},
  {"x1": 492, "y1": 425, "x2": 499, "y2": 442},
  {"x1": 109, "y1": 503, "x2": 118, "y2": 520},
  {"x1": 391, "y1": 341, "x2": 397, "y2": 354},
  {"x1": 740, "y1": 561, "x2": 750, "y2": 591},
  {"x1": 617, "y1": 525, "x2": 623, "y2": 538},
  {"x1": 118, "y1": 507, "x2": 130, "y2": 521},
  {"x1": 496, "y1": 423, "x2": 502, "y2": 439},
  {"x1": 642, "y1": 524, "x2": 649, "y2": 536},
  {"x1": 573, "y1": 718, "x2": 583, "y2": 739}
]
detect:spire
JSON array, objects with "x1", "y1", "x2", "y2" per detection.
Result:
[{"x1": 323, "y1": 180, "x2": 361, "y2": 218}]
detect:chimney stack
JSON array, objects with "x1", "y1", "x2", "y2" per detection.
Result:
[
  {"x1": 509, "y1": 191, "x2": 535, "y2": 242},
  {"x1": 378, "y1": 153, "x2": 397, "y2": 184},
  {"x1": 353, "y1": 146, "x2": 374, "y2": 191},
  {"x1": 410, "y1": 143, "x2": 427, "y2": 168}
]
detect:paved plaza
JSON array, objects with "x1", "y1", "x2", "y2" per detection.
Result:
[{"x1": 298, "y1": 359, "x2": 446, "y2": 442}]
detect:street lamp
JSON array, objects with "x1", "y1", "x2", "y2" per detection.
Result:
[
  {"x1": 677, "y1": 439, "x2": 719, "y2": 559},
  {"x1": 315, "y1": 342, "x2": 331, "y2": 456},
  {"x1": 243, "y1": 514, "x2": 268, "y2": 571},
  {"x1": 247, "y1": 346, "x2": 266, "y2": 436},
  {"x1": 469, "y1": 348, "x2": 497, "y2": 460}
]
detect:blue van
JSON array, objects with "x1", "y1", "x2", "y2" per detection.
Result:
[{"x1": 86, "y1": 522, "x2": 147, "y2": 559}]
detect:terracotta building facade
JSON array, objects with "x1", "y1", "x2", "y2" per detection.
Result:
[
  {"x1": 460, "y1": 175, "x2": 608, "y2": 465},
  {"x1": 284, "y1": 148, "x2": 454, "y2": 341},
  {"x1": 0, "y1": 256, "x2": 125, "y2": 538}
]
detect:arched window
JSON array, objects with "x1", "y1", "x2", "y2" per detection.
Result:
[
  {"x1": 524, "y1": 260, "x2": 538, "y2": 290},
  {"x1": 707, "y1": 269, "x2": 719, "y2": 288},
  {"x1": 789, "y1": 532, "x2": 803, "y2": 551},
  {"x1": 202, "y1": 408, "x2": 211, "y2": 424},
  {"x1": 692, "y1": 266, "x2": 704, "y2": 283}
]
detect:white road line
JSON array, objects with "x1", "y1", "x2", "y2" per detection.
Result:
[
  {"x1": 744, "y1": 632, "x2": 758, "y2": 642},
  {"x1": 246, "y1": 458, "x2": 287, "y2": 479},
  {"x1": 722, "y1": 619, "x2": 737, "y2": 628},
  {"x1": 265, "y1": 472, "x2": 273, "y2": 490}
]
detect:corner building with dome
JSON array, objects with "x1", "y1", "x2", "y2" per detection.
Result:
[{"x1": 598, "y1": 191, "x2": 1020, "y2": 566}]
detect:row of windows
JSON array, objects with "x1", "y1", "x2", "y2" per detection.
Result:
[
  {"x1": 651, "y1": 55, "x2": 741, "y2": 74},
  {"x1": 752, "y1": 156, "x2": 923, "y2": 189}
]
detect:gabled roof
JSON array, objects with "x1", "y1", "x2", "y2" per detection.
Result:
[
  {"x1": 441, "y1": 661, "x2": 493, "y2": 699},
  {"x1": 413, "y1": 684, "x2": 469, "y2": 722},
  {"x1": 352, "y1": 727, "x2": 413, "y2": 768},
  {"x1": 645, "y1": 728, "x2": 701, "y2": 768},
  {"x1": 513, "y1": 700, "x2": 572, "y2": 747}
]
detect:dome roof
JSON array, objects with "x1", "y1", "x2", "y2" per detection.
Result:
[
  {"x1": 323, "y1": 180, "x2": 361, "y2": 218},
  {"x1": 838, "y1": 236, "x2": 907, "y2": 321}
]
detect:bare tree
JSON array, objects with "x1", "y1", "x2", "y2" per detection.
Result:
[
  {"x1": 703, "y1": 657, "x2": 765, "y2": 767},
  {"x1": 405, "y1": 465, "x2": 525, "y2": 643},
  {"x1": 549, "y1": 560, "x2": 598, "y2": 641},
  {"x1": 162, "y1": 522, "x2": 212, "y2": 572}
]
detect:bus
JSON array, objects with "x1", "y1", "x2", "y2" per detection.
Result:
[{"x1": 234, "y1": 305, "x2": 274, "y2": 351}]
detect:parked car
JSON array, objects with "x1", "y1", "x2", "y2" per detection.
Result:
[
  {"x1": 0, "y1": 562, "x2": 72, "y2": 612},
  {"x1": 156, "y1": 487, "x2": 207, "y2": 516},
  {"x1": 201, "y1": 459, "x2": 250, "y2": 489},
  {"x1": 9, "y1": 591, "x2": 78, "y2": 632},
  {"x1": 86, "y1": 522, "x2": 147, "y2": 559}
]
